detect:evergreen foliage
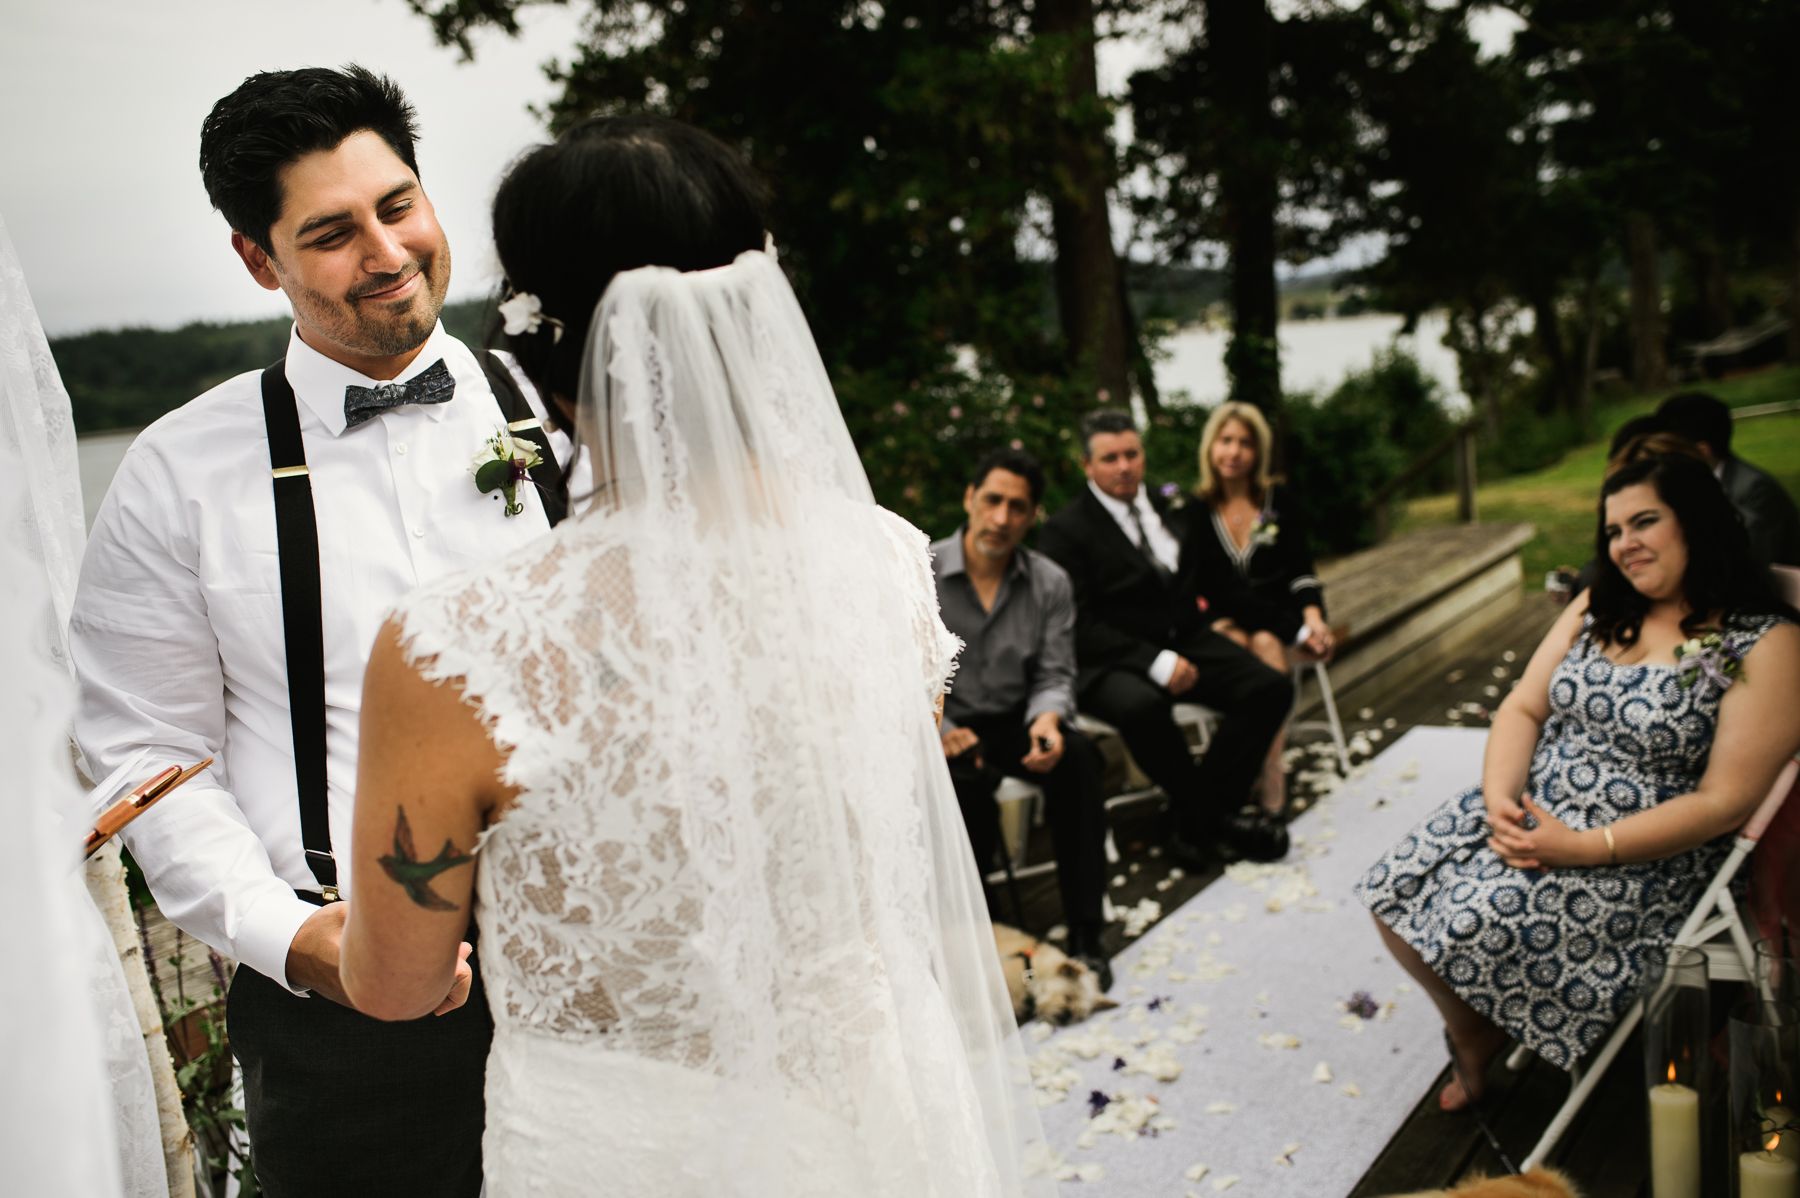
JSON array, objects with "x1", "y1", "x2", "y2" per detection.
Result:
[{"x1": 52, "y1": 298, "x2": 493, "y2": 434}]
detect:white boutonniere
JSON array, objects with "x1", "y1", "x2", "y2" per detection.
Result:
[
  {"x1": 1249, "y1": 511, "x2": 1280, "y2": 550},
  {"x1": 470, "y1": 427, "x2": 543, "y2": 517}
]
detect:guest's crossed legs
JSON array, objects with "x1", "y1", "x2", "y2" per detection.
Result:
[
  {"x1": 947, "y1": 713, "x2": 1108, "y2": 934},
  {"x1": 1080, "y1": 632, "x2": 1293, "y2": 840}
]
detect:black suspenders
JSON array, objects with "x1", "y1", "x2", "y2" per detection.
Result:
[
  {"x1": 258, "y1": 351, "x2": 565, "y2": 904},
  {"x1": 260, "y1": 361, "x2": 337, "y2": 902}
]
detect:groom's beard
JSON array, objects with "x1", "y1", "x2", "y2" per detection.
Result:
[{"x1": 290, "y1": 241, "x2": 452, "y2": 361}]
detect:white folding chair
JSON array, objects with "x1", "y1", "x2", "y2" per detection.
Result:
[
  {"x1": 1511, "y1": 755, "x2": 1800, "y2": 1170},
  {"x1": 988, "y1": 775, "x2": 1052, "y2": 882},
  {"x1": 1292, "y1": 661, "x2": 1352, "y2": 774}
]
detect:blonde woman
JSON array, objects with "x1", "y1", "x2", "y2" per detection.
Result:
[{"x1": 1180, "y1": 402, "x2": 1333, "y2": 812}]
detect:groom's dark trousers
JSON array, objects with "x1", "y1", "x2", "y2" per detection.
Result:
[{"x1": 227, "y1": 909, "x2": 491, "y2": 1198}]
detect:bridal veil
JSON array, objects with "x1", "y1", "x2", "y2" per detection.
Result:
[{"x1": 455, "y1": 247, "x2": 1055, "y2": 1194}]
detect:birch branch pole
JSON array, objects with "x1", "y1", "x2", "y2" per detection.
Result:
[{"x1": 86, "y1": 839, "x2": 197, "y2": 1198}]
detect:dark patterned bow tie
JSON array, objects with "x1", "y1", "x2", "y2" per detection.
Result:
[{"x1": 343, "y1": 358, "x2": 456, "y2": 429}]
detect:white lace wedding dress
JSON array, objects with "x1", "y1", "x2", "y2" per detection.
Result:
[{"x1": 389, "y1": 251, "x2": 1053, "y2": 1197}]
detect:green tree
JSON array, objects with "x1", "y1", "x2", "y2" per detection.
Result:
[
  {"x1": 1127, "y1": 0, "x2": 1373, "y2": 430},
  {"x1": 406, "y1": 0, "x2": 1161, "y2": 534}
]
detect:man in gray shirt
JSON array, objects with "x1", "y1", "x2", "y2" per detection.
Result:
[{"x1": 932, "y1": 448, "x2": 1111, "y2": 983}]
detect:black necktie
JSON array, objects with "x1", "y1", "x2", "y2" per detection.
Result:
[
  {"x1": 343, "y1": 358, "x2": 456, "y2": 429},
  {"x1": 1127, "y1": 504, "x2": 1174, "y2": 584}
]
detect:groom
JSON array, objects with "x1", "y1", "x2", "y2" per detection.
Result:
[{"x1": 69, "y1": 67, "x2": 566, "y2": 1197}]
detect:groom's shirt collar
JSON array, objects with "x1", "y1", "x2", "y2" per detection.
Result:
[{"x1": 285, "y1": 320, "x2": 461, "y2": 436}]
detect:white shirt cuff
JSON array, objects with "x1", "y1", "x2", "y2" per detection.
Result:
[
  {"x1": 233, "y1": 887, "x2": 325, "y2": 998},
  {"x1": 1148, "y1": 650, "x2": 1179, "y2": 688}
]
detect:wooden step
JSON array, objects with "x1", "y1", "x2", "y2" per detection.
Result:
[{"x1": 1299, "y1": 522, "x2": 1536, "y2": 717}]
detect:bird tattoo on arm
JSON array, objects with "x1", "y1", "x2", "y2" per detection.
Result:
[{"x1": 378, "y1": 805, "x2": 475, "y2": 911}]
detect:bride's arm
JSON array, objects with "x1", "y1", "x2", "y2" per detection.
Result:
[{"x1": 340, "y1": 619, "x2": 517, "y2": 1022}]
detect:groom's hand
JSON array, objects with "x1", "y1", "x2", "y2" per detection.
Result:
[
  {"x1": 432, "y1": 941, "x2": 475, "y2": 1016},
  {"x1": 286, "y1": 901, "x2": 353, "y2": 1007}
]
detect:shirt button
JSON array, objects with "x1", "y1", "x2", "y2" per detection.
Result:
[
  {"x1": 395, "y1": 442, "x2": 408, "y2": 455},
  {"x1": 412, "y1": 526, "x2": 425, "y2": 538}
]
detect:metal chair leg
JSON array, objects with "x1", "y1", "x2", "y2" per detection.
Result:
[
  {"x1": 1310, "y1": 662, "x2": 1351, "y2": 774},
  {"x1": 992, "y1": 799, "x2": 1029, "y2": 931}
]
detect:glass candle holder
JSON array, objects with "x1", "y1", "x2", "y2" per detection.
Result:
[
  {"x1": 1730, "y1": 999, "x2": 1800, "y2": 1198},
  {"x1": 1753, "y1": 938, "x2": 1800, "y2": 1009},
  {"x1": 1646, "y1": 946, "x2": 1710, "y2": 1198}
]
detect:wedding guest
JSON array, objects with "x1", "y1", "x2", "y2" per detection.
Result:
[
  {"x1": 1658, "y1": 390, "x2": 1800, "y2": 567},
  {"x1": 1181, "y1": 401, "x2": 1331, "y2": 812},
  {"x1": 68, "y1": 67, "x2": 567, "y2": 1197},
  {"x1": 1039, "y1": 410, "x2": 1291, "y2": 867},
  {"x1": 1567, "y1": 426, "x2": 1707, "y2": 598},
  {"x1": 1358, "y1": 451, "x2": 1800, "y2": 1111},
  {"x1": 931, "y1": 448, "x2": 1111, "y2": 984}
]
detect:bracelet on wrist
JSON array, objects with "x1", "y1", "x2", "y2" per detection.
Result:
[{"x1": 1602, "y1": 824, "x2": 1617, "y2": 865}]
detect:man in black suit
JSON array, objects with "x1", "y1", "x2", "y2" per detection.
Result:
[
  {"x1": 1658, "y1": 391, "x2": 1800, "y2": 568},
  {"x1": 1039, "y1": 410, "x2": 1291, "y2": 866}
]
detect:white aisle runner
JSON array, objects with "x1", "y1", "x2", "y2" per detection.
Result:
[{"x1": 1026, "y1": 726, "x2": 1489, "y2": 1196}]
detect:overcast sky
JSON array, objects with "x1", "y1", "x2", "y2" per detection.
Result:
[
  {"x1": 1, "y1": 0, "x2": 581, "y2": 335},
  {"x1": 2, "y1": 0, "x2": 1519, "y2": 337}
]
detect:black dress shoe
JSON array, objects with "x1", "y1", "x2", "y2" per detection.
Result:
[
  {"x1": 1064, "y1": 924, "x2": 1114, "y2": 991},
  {"x1": 1213, "y1": 807, "x2": 1289, "y2": 863},
  {"x1": 1068, "y1": 949, "x2": 1114, "y2": 993},
  {"x1": 1165, "y1": 833, "x2": 1214, "y2": 871}
]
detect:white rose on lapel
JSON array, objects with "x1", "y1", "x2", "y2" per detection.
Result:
[{"x1": 471, "y1": 428, "x2": 543, "y2": 517}]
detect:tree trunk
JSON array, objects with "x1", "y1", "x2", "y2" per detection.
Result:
[
  {"x1": 1117, "y1": 255, "x2": 1162, "y2": 415},
  {"x1": 1686, "y1": 236, "x2": 1734, "y2": 338},
  {"x1": 1209, "y1": 0, "x2": 1281, "y2": 416},
  {"x1": 1579, "y1": 273, "x2": 1602, "y2": 438},
  {"x1": 1788, "y1": 201, "x2": 1800, "y2": 365},
  {"x1": 87, "y1": 841, "x2": 197, "y2": 1198},
  {"x1": 1529, "y1": 284, "x2": 1572, "y2": 413},
  {"x1": 1039, "y1": 0, "x2": 1130, "y2": 408},
  {"x1": 1453, "y1": 306, "x2": 1500, "y2": 441},
  {"x1": 1625, "y1": 210, "x2": 1669, "y2": 390}
]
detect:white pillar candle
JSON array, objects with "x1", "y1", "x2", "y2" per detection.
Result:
[
  {"x1": 1649, "y1": 1082, "x2": 1702, "y2": 1198},
  {"x1": 1740, "y1": 1149, "x2": 1798, "y2": 1198}
]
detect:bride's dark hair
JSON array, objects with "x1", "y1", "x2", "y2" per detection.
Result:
[
  {"x1": 1587, "y1": 452, "x2": 1794, "y2": 646},
  {"x1": 491, "y1": 115, "x2": 770, "y2": 418}
]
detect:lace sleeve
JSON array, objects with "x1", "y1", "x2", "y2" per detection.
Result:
[{"x1": 872, "y1": 506, "x2": 962, "y2": 705}]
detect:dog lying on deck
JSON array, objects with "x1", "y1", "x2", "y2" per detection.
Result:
[
  {"x1": 1387, "y1": 1168, "x2": 1580, "y2": 1198},
  {"x1": 994, "y1": 923, "x2": 1117, "y2": 1026}
]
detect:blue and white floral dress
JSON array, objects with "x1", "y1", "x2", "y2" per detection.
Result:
[{"x1": 1355, "y1": 613, "x2": 1787, "y2": 1068}]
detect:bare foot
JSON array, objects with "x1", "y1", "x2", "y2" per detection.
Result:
[{"x1": 1439, "y1": 1024, "x2": 1509, "y2": 1111}]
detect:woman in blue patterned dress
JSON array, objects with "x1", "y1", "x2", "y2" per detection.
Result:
[{"x1": 1357, "y1": 452, "x2": 1800, "y2": 1110}]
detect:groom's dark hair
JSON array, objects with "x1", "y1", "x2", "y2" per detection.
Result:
[
  {"x1": 199, "y1": 65, "x2": 420, "y2": 255},
  {"x1": 492, "y1": 115, "x2": 769, "y2": 416}
]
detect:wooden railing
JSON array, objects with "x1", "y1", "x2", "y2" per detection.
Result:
[{"x1": 1364, "y1": 419, "x2": 1480, "y2": 541}]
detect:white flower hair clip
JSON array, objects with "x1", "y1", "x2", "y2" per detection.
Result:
[{"x1": 497, "y1": 290, "x2": 565, "y2": 343}]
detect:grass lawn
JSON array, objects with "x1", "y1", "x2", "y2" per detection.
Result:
[{"x1": 1395, "y1": 366, "x2": 1800, "y2": 583}]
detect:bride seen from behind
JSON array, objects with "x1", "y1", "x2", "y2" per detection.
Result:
[{"x1": 338, "y1": 116, "x2": 1054, "y2": 1196}]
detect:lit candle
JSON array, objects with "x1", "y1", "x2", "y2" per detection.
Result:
[
  {"x1": 1649, "y1": 1080, "x2": 1701, "y2": 1198},
  {"x1": 1740, "y1": 1140, "x2": 1798, "y2": 1198},
  {"x1": 1767, "y1": 1106, "x2": 1800, "y2": 1165}
]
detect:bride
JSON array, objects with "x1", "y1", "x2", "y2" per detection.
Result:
[{"x1": 337, "y1": 116, "x2": 1054, "y2": 1196}]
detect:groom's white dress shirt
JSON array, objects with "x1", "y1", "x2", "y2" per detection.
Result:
[{"x1": 71, "y1": 321, "x2": 567, "y2": 994}]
